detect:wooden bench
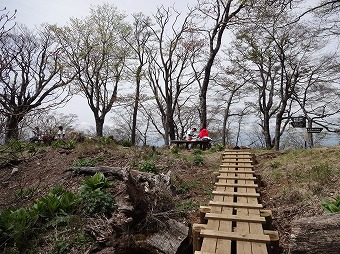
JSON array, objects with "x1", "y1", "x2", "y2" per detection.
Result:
[{"x1": 171, "y1": 139, "x2": 212, "y2": 150}]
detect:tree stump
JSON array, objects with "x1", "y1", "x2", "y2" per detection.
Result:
[{"x1": 290, "y1": 213, "x2": 340, "y2": 254}]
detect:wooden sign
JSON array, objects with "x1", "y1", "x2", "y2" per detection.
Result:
[{"x1": 306, "y1": 128, "x2": 323, "y2": 133}]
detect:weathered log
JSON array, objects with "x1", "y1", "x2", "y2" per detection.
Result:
[
  {"x1": 66, "y1": 166, "x2": 129, "y2": 180},
  {"x1": 290, "y1": 212, "x2": 340, "y2": 254}
]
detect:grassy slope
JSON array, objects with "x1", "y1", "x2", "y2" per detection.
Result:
[{"x1": 254, "y1": 146, "x2": 340, "y2": 253}]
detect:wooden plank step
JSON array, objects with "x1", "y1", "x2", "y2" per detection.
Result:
[
  {"x1": 212, "y1": 191, "x2": 260, "y2": 197},
  {"x1": 220, "y1": 164, "x2": 254, "y2": 168},
  {"x1": 222, "y1": 151, "x2": 252, "y2": 155},
  {"x1": 217, "y1": 176, "x2": 257, "y2": 180},
  {"x1": 221, "y1": 159, "x2": 253, "y2": 163},
  {"x1": 218, "y1": 169, "x2": 255, "y2": 174},
  {"x1": 221, "y1": 156, "x2": 253, "y2": 159},
  {"x1": 194, "y1": 252, "x2": 216, "y2": 254},
  {"x1": 209, "y1": 201, "x2": 263, "y2": 209},
  {"x1": 214, "y1": 182, "x2": 258, "y2": 188},
  {"x1": 200, "y1": 229, "x2": 271, "y2": 243},
  {"x1": 205, "y1": 213, "x2": 266, "y2": 223}
]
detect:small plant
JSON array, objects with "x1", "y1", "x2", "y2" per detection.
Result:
[
  {"x1": 171, "y1": 147, "x2": 180, "y2": 155},
  {"x1": 99, "y1": 136, "x2": 114, "y2": 145},
  {"x1": 33, "y1": 184, "x2": 79, "y2": 220},
  {"x1": 15, "y1": 187, "x2": 37, "y2": 201},
  {"x1": 80, "y1": 173, "x2": 112, "y2": 192},
  {"x1": 51, "y1": 140, "x2": 66, "y2": 148},
  {"x1": 72, "y1": 158, "x2": 97, "y2": 167},
  {"x1": 121, "y1": 140, "x2": 132, "y2": 147},
  {"x1": 175, "y1": 200, "x2": 199, "y2": 216},
  {"x1": 270, "y1": 161, "x2": 281, "y2": 169},
  {"x1": 310, "y1": 163, "x2": 332, "y2": 184},
  {"x1": 139, "y1": 159, "x2": 158, "y2": 173},
  {"x1": 321, "y1": 196, "x2": 340, "y2": 213},
  {"x1": 271, "y1": 169, "x2": 283, "y2": 182},
  {"x1": 177, "y1": 180, "x2": 198, "y2": 194},
  {"x1": 64, "y1": 139, "x2": 76, "y2": 149},
  {"x1": 192, "y1": 148, "x2": 202, "y2": 155}
]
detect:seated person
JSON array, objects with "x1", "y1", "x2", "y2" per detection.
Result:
[
  {"x1": 30, "y1": 126, "x2": 42, "y2": 142},
  {"x1": 56, "y1": 126, "x2": 66, "y2": 140},
  {"x1": 199, "y1": 127, "x2": 212, "y2": 141},
  {"x1": 186, "y1": 127, "x2": 197, "y2": 141}
]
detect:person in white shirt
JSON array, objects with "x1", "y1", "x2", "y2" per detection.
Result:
[
  {"x1": 186, "y1": 127, "x2": 197, "y2": 141},
  {"x1": 56, "y1": 126, "x2": 65, "y2": 139}
]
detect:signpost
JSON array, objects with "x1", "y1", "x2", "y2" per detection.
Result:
[
  {"x1": 291, "y1": 116, "x2": 306, "y2": 128},
  {"x1": 306, "y1": 128, "x2": 323, "y2": 133}
]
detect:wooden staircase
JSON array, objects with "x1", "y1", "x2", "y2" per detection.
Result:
[{"x1": 192, "y1": 150, "x2": 278, "y2": 254}]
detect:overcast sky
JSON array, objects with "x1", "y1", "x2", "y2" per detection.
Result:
[
  {"x1": 3, "y1": 0, "x2": 195, "y2": 28},
  {"x1": 2, "y1": 0, "x2": 196, "y2": 130}
]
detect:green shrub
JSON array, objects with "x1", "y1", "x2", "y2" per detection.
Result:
[
  {"x1": 78, "y1": 173, "x2": 116, "y2": 216},
  {"x1": 192, "y1": 148, "x2": 202, "y2": 155},
  {"x1": 177, "y1": 181, "x2": 198, "y2": 194},
  {"x1": 213, "y1": 143, "x2": 224, "y2": 152},
  {"x1": 139, "y1": 159, "x2": 158, "y2": 173},
  {"x1": 171, "y1": 147, "x2": 180, "y2": 155},
  {"x1": 0, "y1": 207, "x2": 39, "y2": 251},
  {"x1": 79, "y1": 189, "x2": 116, "y2": 216},
  {"x1": 33, "y1": 184, "x2": 78, "y2": 220},
  {"x1": 322, "y1": 196, "x2": 340, "y2": 213},
  {"x1": 193, "y1": 154, "x2": 204, "y2": 165}
]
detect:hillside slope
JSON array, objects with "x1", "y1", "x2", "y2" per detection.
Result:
[{"x1": 1, "y1": 142, "x2": 339, "y2": 253}]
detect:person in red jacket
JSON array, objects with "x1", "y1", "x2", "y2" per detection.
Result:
[{"x1": 199, "y1": 128, "x2": 209, "y2": 139}]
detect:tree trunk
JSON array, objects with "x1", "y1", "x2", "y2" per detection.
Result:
[
  {"x1": 263, "y1": 113, "x2": 273, "y2": 149},
  {"x1": 95, "y1": 117, "x2": 105, "y2": 137},
  {"x1": 4, "y1": 114, "x2": 23, "y2": 143},
  {"x1": 131, "y1": 66, "x2": 142, "y2": 145},
  {"x1": 290, "y1": 213, "x2": 340, "y2": 254}
]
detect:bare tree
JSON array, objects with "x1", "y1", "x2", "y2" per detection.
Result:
[
  {"x1": 292, "y1": 53, "x2": 340, "y2": 147},
  {"x1": 124, "y1": 13, "x2": 152, "y2": 145},
  {"x1": 0, "y1": 25, "x2": 73, "y2": 142},
  {"x1": 0, "y1": 7, "x2": 16, "y2": 38},
  {"x1": 52, "y1": 3, "x2": 131, "y2": 137},
  {"x1": 192, "y1": 0, "x2": 246, "y2": 128},
  {"x1": 145, "y1": 6, "x2": 199, "y2": 145},
  {"x1": 228, "y1": 2, "x2": 340, "y2": 150}
]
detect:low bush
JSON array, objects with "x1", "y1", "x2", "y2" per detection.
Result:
[
  {"x1": 139, "y1": 159, "x2": 158, "y2": 173},
  {"x1": 78, "y1": 173, "x2": 116, "y2": 216}
]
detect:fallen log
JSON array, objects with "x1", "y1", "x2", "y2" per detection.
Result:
[
  {"x1": 290, "y1": 212, "x2": 340, "y2": 254},
  {"x1": 65, "y1": 166, "x2": 130, "y2": 180}
]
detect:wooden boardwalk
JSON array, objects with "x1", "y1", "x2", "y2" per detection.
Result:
[{"x1": 193, "y1": 150, "x2": 278, "y2": 254}]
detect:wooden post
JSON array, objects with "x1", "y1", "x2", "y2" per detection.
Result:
[
  {"x1": 264, "y1": 230, "x2": 279, "y2": 254},
  {"x1": 212, "y1": 171, "x2": 219, "y2": 183},
  {"x1": 199, "y1": 206, "x2": 211, "y2": 224},
  {"x1": 192, "y1": 223, "x2": 207, "y2": 252},
  {"x1": 260, "y1": 209, "x2": 273, "y2": 230}
]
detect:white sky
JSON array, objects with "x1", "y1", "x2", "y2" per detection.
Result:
[{"x1": 2, "y1": 0, "x2": 197, "y2": 130}]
